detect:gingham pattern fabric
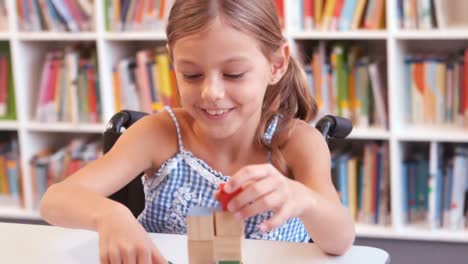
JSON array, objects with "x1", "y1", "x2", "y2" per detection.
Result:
[{"x1": 137, "y1": 106, "x2": 310, "y2": 242}]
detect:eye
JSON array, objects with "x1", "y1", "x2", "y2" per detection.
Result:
[
  {"x1": 183, "y1": 73, "x2": 202, "y2": 80},
  {"x1": 224, "y1": 73, "x2": 245, "y2": 79}
]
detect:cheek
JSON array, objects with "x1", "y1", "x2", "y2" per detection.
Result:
[
  {"x1": 226, "y1": 83, "x2": 268, "y2": 110},
  {"x1": 179, "y1": 90, "x2": 196, "y2": 105},
  {"x1": 176, "y1": 80, "x2": 197, "y2": 98}
]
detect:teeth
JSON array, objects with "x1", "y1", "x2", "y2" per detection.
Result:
[{"x1": 205, "y1": 109, "x2": 229, "y2": 115}]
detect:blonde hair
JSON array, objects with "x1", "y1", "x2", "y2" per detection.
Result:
[{"x1": 166, "y1": 0, "x2": 317, "y2": 173}]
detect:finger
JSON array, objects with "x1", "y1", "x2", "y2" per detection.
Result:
[
  {"x1": 108, "y1": 247, "x2": 122, "y2": 264},
  {"x1": 259, "y1": 207, "x2": 290, "y2": 233},
  {"x1": 151, "y1": 247, "x2": 167, "y2": 264},
  {"x1": 227, "y1": 176, "x2": 277, "y2": 212},
  {"x1": 121, "y1": 246, "x2": 136, "y2": 264},
  {"x1": 100, "y1": 252, "x2": 110, "y2": 264},
  {"x1": 99, "y1": 238, "x2": 110, "y2": 264},
  {"x1": 237, "y1": 189, "x2": 283, "y2": 219},
  {"x1": 136, "y1": 248, "x2": 151, "y2": 264},
  {"x1": 226, "y1": 164, "x2": 273, "y2": 193}
]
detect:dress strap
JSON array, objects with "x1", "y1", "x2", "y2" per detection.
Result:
[
  {"x1": 264, "y1": 114, "x2": 280, "y2": 163},
  {"x1": 164, "y1": 106, "x2": 184, "y2": 152},
  {"x1": 264, "y1": 114, "x2": 279, "y2": 144}
]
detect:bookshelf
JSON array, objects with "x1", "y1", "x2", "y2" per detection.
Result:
[{"x1": 0, "y1": 0, "x2": 466, "y2": 244}]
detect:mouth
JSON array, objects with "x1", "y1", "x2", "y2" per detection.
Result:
[{"x1": 200, "y1": 107, "x2": 235, "y2": 120}]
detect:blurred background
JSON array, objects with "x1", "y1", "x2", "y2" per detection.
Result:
[{"x1": 0, "y1": 1, "x2": 467, "y2": 263}]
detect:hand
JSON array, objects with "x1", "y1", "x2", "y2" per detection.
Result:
[
  {"x1": 96, "y1": 204, "x2": 168, "y2": 264},
  {"x1": 219, "y1": 164, "x2": 313, "y2": 233}
]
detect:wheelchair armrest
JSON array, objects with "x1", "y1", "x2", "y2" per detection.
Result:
[
  {"x1": 104, "y1": 110, "x2": 149, "y2": 154},
  {"x1": 315, "y1": 115, "x2": 353, "y2": 142},
  {"x1": 105, "y1": 110, "x2": 149, "y2": 134}
]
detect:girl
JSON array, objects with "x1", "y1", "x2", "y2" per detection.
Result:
[{"x1": 40, "y1": 0, "x2": 355, "y2": 263}]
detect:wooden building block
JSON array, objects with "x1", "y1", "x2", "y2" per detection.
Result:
[
  {"x1": 188, "y1": 240, "x2": 215, "y2": 264},
  {"x1": 187, "y1": 206, "x2": 215, "y2": 241},
  {"x1": 214, "y1": 236, "x2": 243, "y2": 261},
  {"x1": 214, "y1": 211, "x2": 244, "y2": 237}
]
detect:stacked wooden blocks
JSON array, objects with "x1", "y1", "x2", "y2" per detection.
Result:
[
  {"x1": 187, "y1": 206, "x2": 216, "y2": 264},
  {"x1": 214, "y1": 210, "x2": 244, "y2": 262},
  {"x1": 187, "y1": 206, "x2": 244, "y2": 264}
]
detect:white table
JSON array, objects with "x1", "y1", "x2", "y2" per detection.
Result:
[{"x1": 0, "y1": 222, "x2": 389, "y2": 263}]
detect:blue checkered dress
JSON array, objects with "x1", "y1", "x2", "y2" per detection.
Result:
[{"x1": 137, "y1": 106, "x2": 310, "y2": 242}]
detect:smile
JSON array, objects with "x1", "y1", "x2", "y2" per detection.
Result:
[{"x1": 201, "y1": 108, "x2": 235, "y2": 120}]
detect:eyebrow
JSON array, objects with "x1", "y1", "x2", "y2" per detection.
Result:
[
  {"x1": 177, "y1": 56, "x2": 250, "y2": 66},
  {"x1": 223, "y1": 56, "x2": 250, "y2": 63}
]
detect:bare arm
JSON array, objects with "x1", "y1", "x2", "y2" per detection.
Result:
[
  {"x1": 39, "y1": 113, "x2": 175, "y2": 231},
  {"x1": 223, "y1": 120, "x2": 355, "y2": 255},
  {"x1": 284, "y1": 121, "x2": 355, "y2": 255}
]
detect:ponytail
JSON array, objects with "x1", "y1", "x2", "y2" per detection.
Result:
[{"x1": 257, "y1": 55, "x2": 318, "y2": 175}]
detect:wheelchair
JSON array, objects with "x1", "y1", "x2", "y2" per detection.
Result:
[{"x1": 103, "y1": 110, "x2": 353, "y2": 218}]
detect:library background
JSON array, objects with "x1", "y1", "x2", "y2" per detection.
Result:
[{"x1": 0, "y1": 0, "x2": 467, "y2": 263}]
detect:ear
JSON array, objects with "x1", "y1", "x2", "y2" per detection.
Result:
[
  {"x1": 166, "y1": 43, "x2": 170, "y2": 52},
  {"x1": 269, "y1": 43, "x2": 290, "y2": 85},
  {"x1": 166, "y1": 43, "x2": 174, "y2": 63}
]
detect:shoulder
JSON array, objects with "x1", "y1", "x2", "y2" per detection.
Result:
[
  {"x1": 118, "y1": 108, "x2": 187, "y2": 169},
  {"x1": 279, "y1": 119, "x2": 331, "y2": 181},
  {"x1": 279, "y1": 119, "x2": 329, "y2": 156}
]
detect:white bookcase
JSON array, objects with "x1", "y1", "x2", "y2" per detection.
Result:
[{"x1": 0, "y1": 0, "x2": 467, "y2": 243}]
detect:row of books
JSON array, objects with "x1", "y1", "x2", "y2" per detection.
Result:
[
  {"x1": 402, "y1": 145, "x2": 468, "y2": 230},
  {"x1": 404, "y1": 51, "x2": 468, "y2": 128},
  {"x1": 112, "y1": 47, "x2": 179, "y2": 113},
  {"x1": 0, "y1": 44, "x2": 17, "y2": 120},
  {"x1": 397, "y1": 0, "x2": 435, "y2": 30},
  {"x1": 303, "y1": 42, "x2": 387, "y2": 129},
  {"x1": 0, "y1": 137, "x2": 22, "y2": 208},
  {"x1": 0, "y1": 1, "x2": 7, "y2": 31},
  {"x1": 331, "y1": 142, "x2": 390, "y2": 225},
  {"x1": 397, "y1": 0, "x2": 463, "y2": 30},
  {"x1": 286, "y1": 0, "x2": 385, "y2": 31},
  {"x1": 30, "y1": 137, "x2": 102, "y2": 208},
  {"x1": 11, "y1": 0, "x2": 468, "y2": 33},
  {"x1": 17, "y1": 0, "x2": 94, "y2": 32},
  {"x1": 35, "y1": 44, "x2": 101, "y2": 124},
  {"x1": 105, "y1": 0, "x2": 174, "y2": 32}
]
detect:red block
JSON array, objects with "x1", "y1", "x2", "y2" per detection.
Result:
[{"x1": 217, "y1": 183, "x2": 243, "y2": 211}]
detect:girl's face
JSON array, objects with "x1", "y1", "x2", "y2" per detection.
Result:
[{"x1": 172, "y1": 18, "x2": 274, "y2": 139}]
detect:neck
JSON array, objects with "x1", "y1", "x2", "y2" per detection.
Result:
[{"x1": 191, "y1": 112, "x2": 264, "y2": 164}]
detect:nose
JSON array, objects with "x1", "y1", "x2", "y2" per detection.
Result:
[{"x1": 201, "y1": 75, "x2": 224, "y2": 101}]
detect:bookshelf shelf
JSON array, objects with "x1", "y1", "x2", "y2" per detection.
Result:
[
  {"x1": 290, "y1": 30, "x2": 388, "y2": 40},
  {"x1": 0, "y1": 207, "x2": 40, "y2": 220},
  {"x1": 395, "y1": 126, "x2": 468, "y2": 142},
  {"x1": 395, "y1": 224, "x2": 468, "y2": 243},
  {"x1": 104, "y1": 31, "x2": 167, "y2": 41},
  {"x1": 16, "y1": 32, "x2": 98, "y2": 41},
  {"x1": 348, "y1": 127, "x2": 391, "y2": 140},
  {"x1": 355, "y1": 224, "x2": 396, "y2": 239},
  {"x1": 26, "y1": 122, "x2": 107, "y2": 133},
  {"x1": 0, "y1": 120, "x2": 19, "y2": 131},
  {"x1": 357, "y1": 223, "x2": 468, "y2": 243},
  {"x1": 0, "y1": 32, "x2": 9, "y2": 40},
  {"x1": 394, "y1": 30, "x2": 468, "y2": 40}
]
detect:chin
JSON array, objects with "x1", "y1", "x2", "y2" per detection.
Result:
[{"x1": 188, "y1": 106, "x2": 248, "y2": 139}]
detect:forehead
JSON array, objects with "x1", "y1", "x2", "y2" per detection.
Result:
[{"x1": 172, "y1": 18, "x2": 266, "y2": 64}]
